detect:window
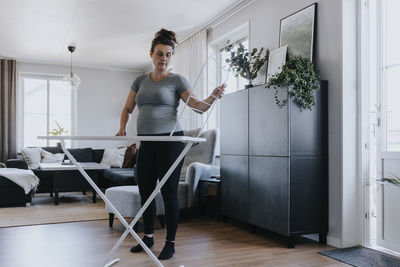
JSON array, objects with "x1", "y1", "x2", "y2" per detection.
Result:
[
  {"x1": 22, "y1": 75, "x2": 74, "y2": 148},
  {"x1": 219, "y1": 37, "x2": 249, "y2": 93},
  {"x1": 382, "y1": 0, "x2": 400, "y2": 151}
]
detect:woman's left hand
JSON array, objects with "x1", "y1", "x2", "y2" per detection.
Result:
[{"x1": 212, "y1": 83, "x2": 226, "y2": 99}]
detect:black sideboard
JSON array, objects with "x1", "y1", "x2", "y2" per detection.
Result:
[{"x1": 220, "y1": 82, "x2": 328, "y2": 248}]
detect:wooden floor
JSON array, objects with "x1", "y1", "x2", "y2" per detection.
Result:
[{"x1": 0, "y1": 217, "x2": 347, "y2": 267}]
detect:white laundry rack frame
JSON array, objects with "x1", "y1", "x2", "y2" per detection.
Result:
[
  {"x1": 38, "y1": 135, "x2": 205, "y2": 267},
  {"x1": 38, "y1": 56, "x2": 228, "y2": 267}
]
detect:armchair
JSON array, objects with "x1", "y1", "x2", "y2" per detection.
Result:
[{"x1": 179, "y1": 128, "x2": 219, "y2": 208}]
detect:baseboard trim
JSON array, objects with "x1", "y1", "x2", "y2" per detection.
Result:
[{"x1": 327, "y1": 235, "x2": 342, "y2": 248}]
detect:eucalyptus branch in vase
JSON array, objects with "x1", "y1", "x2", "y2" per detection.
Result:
[{"x1": 224, "y1": 42, "x2": 269, "y2": 88}]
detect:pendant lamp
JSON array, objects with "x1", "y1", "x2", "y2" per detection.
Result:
[{"x1": 63, "y1": 44, "x2": 81, "y2": 88}]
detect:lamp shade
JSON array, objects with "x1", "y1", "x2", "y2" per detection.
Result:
[{"x1": 63, "y1": 73, "x2": 81, "y2": 88}]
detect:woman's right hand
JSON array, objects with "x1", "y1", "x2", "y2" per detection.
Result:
[{"x1": 116, "y1": 129, "x2": 126, "y2": 136}]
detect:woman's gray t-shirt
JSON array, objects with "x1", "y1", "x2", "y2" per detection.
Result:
[{"x1": 131, "y1": 73, "x2": 191, "y2": 134}]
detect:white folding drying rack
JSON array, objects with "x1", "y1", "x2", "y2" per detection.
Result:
[
  {"x1": 38, "y1": 135, "x2": 205, "y2": 267},
  {"x1": 38, "y1": 57, "x2": 228, "y2": 267}
]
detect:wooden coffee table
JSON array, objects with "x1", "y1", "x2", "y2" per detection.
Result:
[{"x1": 39, "y1": 162, "x2": 110, "y2": 205}]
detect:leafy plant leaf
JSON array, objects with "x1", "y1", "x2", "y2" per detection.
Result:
[{"x1": 266, "y1": 56, "x2": 320, "y2": 110}]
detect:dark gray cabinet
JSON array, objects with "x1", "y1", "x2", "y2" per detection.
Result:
[
  {"x1": 249, "y1": 156, "x2": 289, "y2": 236},
  {"x1": 220, "y1": 82, "x2": 328, "y2": 247},
  {"x1": 220, "y1": 89, "x2": 248, "y2": 155},
  {"x1": 220, "y1": 155, "x2": 249, "y2": 222}
]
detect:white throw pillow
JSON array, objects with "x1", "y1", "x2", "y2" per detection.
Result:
[
  {"x1": 101, "y1": 147, "x2": 127, "y2": 168},
  {"x1": 21, "y1": 147, "x2": 42, "y2": 169},
  {"x1": 41, "y1": 150, "x2": 64, "y2": 163}
]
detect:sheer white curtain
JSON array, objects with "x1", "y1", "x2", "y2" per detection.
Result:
[{"x1": 173, "y1": 30, "x2": 207, "y2": 131}]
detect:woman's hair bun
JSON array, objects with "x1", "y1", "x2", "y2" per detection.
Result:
[
  {"x1": 151, "y1": 28, "x2": 178, "y2": 52},
  {"x1": 155, "y1": 29, "x2": 177, "y2": 44}
]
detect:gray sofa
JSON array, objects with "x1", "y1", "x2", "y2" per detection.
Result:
[
  {"x1": 1, "y1": 146, "x2": 137, "y2": 206},
  {"x1": 0, "y1": 159, "x2": 32, "y2": 206}
]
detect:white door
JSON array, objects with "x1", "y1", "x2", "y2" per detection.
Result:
[
  {"x1": 376, "y1": 153, "x2": 400, "y2": 252},
  {"x1": 375, "y1": 0, "x2": 400, "y2": 253}
]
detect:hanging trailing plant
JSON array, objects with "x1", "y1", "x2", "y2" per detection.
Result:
[
  {"x1": 225, "y1": 42, "x2": 269, "y2": 87},
  {"x1": 266, "y1": 55, "x2": 320, "y2": 110}
]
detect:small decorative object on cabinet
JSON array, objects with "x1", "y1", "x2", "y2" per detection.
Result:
[
  {"x1": 266, "y1": 45, "x2": 287, "y2": 84},
  {"x1": 220, "y1": 81, "x2": 328, "y2": 248}
]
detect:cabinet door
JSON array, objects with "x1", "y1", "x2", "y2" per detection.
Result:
[
  {"x1": 290, "y1": 157, "x2": 323, "y2": 233},
  {"x1": 289, "y1": 82, "x2": 327, "y2": 156},
  {"x1": 249, "y1": 85, "x2": 288, "y2": 157},
  {"x1": 220, "y1": 89, "x2": 248, "y2": 155},
  {"x1": 221, "y1": 155, "x2": 248, "y2": 222},
  {"x1": 249, "y1": 156, "x2": 289, "y2": 236}
]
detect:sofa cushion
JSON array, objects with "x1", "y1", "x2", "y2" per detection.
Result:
[
  {"x1": 42, "y1": 146, "x2": 62, "y2": 154},
  {"x1": 21, "y1": 147, "x2": 42, "y2": 169},
  {"x1": 65, "y1": 148, "x2": 93, "y2": 162},
  {"x1": 92, "y1": 149, "x2": 105, "y2": 163},
  {"x1": 5, "y1": 159, "x2": 28, "y2": 170},
  {"x1": 41, "y1": 150, "x2": 64, "y2": 163},
  {"x1": 104, "y1": 168, "x2": 136, "y2": 186},
  {"x1": 101, "y1": 147, "x2": 127, "y2": 168},
  {"x1": 122, "y1": 144, "x2": 137, "y2": 168}
]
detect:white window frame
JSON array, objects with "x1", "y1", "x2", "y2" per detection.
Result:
[
  {"x1": 379, "y1": 0, "x2": 400, "y2": 152},
  {"x1": 206, "y1": 23, "x2": 249, "y2": 156},
  {"x1": 18, "y1": 73, "x2": 77, "y2": 149},
  {"x1": 209, "y1": 22, "x2": 249, "y2": 92},
  {"x1": 218, "y1": 36, "x2": 249, "y2": 92}
]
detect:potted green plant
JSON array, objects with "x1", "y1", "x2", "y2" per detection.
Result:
[
  {"x1": 225, "y1": 42, "x2": 269, "y2": 88},
  {"x1": 48, "y1": 121, "x2": 69, "y2": 136},
  {"x1": 378, "y1": 175, "x2": 400, "y2": 187},
  {"x1": 266, "y1": 55, "x2": 320, "y2": 110},
  {"x1": 365, "y1": 174, "x2": 400, "y2": 189}
]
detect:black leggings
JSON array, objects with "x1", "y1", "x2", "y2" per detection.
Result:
[{"x1": 136, "y1": 131, "x2": 185, "y2": 241}]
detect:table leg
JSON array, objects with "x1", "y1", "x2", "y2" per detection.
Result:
[
  {"x1": 217, "y1": 182, "x2": 221, "y2": 222},
  {"x1": 92, "y1": 189, "x2": 96, "y2": 203},
  {"x1": 55, "y1": 188, "x2": 59, "y2": 205}
]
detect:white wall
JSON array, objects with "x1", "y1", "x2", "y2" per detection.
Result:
[
  {"x1": 342, "y1": 0, "x2": 361, "y2": 248},
  {"x1": 17, "y1": 62, "x2": 141, "y2": 148},
  {"x1": 208, "y1": 0, "x2": 353, "y2": 246}
]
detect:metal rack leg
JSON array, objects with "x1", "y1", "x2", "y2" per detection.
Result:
[
  {"x1": 104, "y1": 142, "x2": 193, "y2": 266},
  {"x1": 60, "y1": 140, "x2": 193, "y2": 267}
]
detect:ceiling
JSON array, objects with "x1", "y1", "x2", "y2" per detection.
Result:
[{"x1": 0, "y1": 0, "x2": 243, "y2": 71}]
